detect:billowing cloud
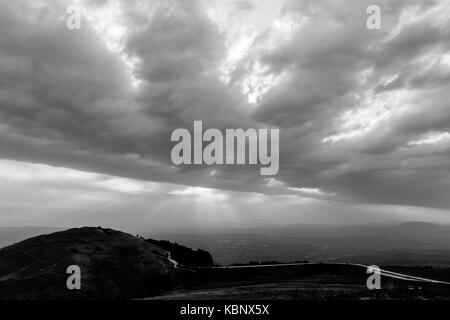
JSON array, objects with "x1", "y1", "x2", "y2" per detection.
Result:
[{"x1": 0, "y1": 0, "x2": 450, "y2": 228}]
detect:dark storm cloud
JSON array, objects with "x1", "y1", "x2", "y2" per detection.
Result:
[
  {"x1": 0, "y1": 0, "x2": 450, "y2": 209},
  {"x1": 0, "y1": 1, "x2": 147, "y2": 152},
  {"x1": 239, "y1": 0, "x2": 450, "y2": 208}
]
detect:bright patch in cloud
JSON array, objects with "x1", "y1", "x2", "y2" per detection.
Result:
[
  {"x1": 0, "y1": 159, "x2": 156, "y2": 195},
  {"x1": 170, "y1": 187, "x2": 229, "y2": 201},
  {"x1": 324, "y1": 91, "x2": 407, "y2": 143},
  {"x1": 288, "y1": 187, "x2": 326, "y2": 196},
  {"x1": 81, "y1": 0, "x2": 142, "y2": 88},
  {"x1": 408, "y1": 132, "x2": 450, "y2": 146},
  {"x1": 242, "y1": 60, "x2": 286, "y2": 104}
]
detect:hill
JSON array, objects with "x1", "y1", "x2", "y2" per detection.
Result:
[{"x1": 0, "y1": 227, "x2": 177, "y2": 299}]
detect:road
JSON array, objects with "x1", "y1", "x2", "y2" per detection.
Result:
[
  {"x1": 194, "y1": 262, "x2": 450, "y2": 285},
  {"x1": 167, "y1": 252, "x2": 178, "y2": 268},
  {"x1": 164, "y1": 250, "x2": 450, "y2": 285}
]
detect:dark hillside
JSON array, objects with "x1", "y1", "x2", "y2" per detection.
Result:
[{"x1": 0, "y1": 227, "x2": 176, "y2": 299}]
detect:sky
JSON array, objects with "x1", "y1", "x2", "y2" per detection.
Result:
[{"x1": 0, "y1": 0, "x2": 450, "y2": 230}]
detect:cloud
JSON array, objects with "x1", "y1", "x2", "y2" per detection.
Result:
[
  {"x1": 4, "y1": 159, "x2": 450, "y2": 229},
  {"x1": 0, "y1": 0, "x2": 450, "y2": 229}
]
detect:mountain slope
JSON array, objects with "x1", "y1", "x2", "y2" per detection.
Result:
[{"x1": 0, "y1": 227, "x2": 176, "y2": 299}]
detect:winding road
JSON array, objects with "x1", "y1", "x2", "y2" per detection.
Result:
[
  {"x1": 173, "y1": 258, "x2": 450, "y2": 285},
  {"x1": 167, "y1": 252, "x2": 179, "y2": 268}
]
